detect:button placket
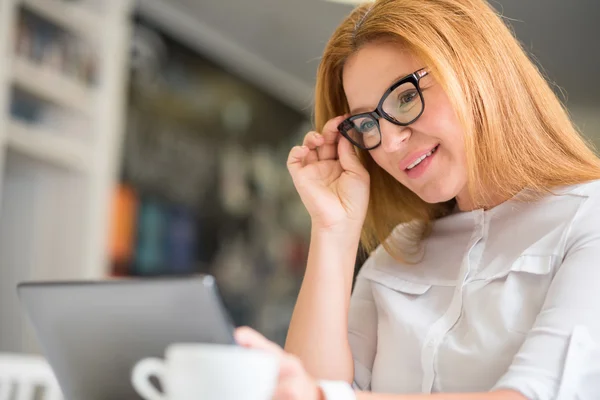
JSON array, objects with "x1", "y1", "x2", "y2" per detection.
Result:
[{"x1": 420, "y1": 210, "x2": 486, "y2": 393}]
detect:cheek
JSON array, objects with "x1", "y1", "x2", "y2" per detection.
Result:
[
  {"x1": 369, "y1": 150, "x2": 397, "y2": 178},
  {"x1": 422, "y1": 101, "x2": 465, "y2": 159}
]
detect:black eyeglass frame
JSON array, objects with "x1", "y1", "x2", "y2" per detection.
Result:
[{"x1": 337, "y1": 68, "x2": 429, "y2": 150}]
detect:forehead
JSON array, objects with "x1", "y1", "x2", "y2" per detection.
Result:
[{"x1": 343, "y1": 41, "x2": 422, "y2": 111}]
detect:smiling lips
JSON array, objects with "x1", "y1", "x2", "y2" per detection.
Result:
[{"x1": 400, "y1": 144, "x2": 439, "y2": 171}]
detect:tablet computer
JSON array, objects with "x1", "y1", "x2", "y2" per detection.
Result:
[{"x1": 17, "y1": 275, "x2": 236, "y2": 400}]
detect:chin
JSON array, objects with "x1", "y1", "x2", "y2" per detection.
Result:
[
  {"x1": 417, "y1": 191, "x2": 455, "y2": 205},
  {"x1": 413, "y1": 180, "x2": 463, "y2": 205}
]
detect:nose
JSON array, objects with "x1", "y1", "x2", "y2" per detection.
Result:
[{"x1": 379, "y1": 119, "x2": 411, "y2": 153}]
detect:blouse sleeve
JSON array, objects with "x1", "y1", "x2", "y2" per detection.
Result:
[
  {"x1": 492, "y1": 195, "x2": 600, "y2": 399},
  {"x1": 348, "y1": 265, "x2": 378, "y2": 391}
]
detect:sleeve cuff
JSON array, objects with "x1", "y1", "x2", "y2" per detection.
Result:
[{"x1": 318, "y1": 380, "x2": 356, "y2": 400}]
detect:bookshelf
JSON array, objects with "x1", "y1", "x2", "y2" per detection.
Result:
[
  {"x1": 6, "y1": 119, "x2": 91, "y2": 172},
  {"x1": 21, "y1": 0, "x2": 101, "y2": 38},
  {"x1": 0, "y1": 0, "x2": 133, "y2": 353},
  {"x1": 12, "y1": 56, "x2": 93, "y2": 114},
  {"x1": 113, "y1": 15, "x2": 313, "y2": 345}
]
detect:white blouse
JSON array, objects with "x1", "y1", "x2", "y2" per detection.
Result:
[{"x1": 346, "y1": 181, "x2": 600, "y2": 399}]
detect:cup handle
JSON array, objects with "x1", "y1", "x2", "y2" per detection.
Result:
[{"x1": 131, "y1": 358, "x2": 167, "y2": 400}]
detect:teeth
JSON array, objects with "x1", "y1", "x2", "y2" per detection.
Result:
[
  {"x1": 407, "y1": 155, "x2": 426, "y2": 169},
  {"x1": 407, "y1": 146, "x2": 437, "y2": 170}
]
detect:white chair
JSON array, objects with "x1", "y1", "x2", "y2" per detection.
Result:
[{"x1": 0, "y1": 353, "x2": 62, "y2": 400}]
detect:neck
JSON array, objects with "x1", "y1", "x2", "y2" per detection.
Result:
[{"x1": 455, "y1": 187, "x2": 509, "y2": 212}]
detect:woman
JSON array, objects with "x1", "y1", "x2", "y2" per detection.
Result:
[{"x1": 235, "y1": 0, "x2": 600, "y2": 398}]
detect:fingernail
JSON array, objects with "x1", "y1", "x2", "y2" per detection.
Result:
[{"x1": 313, "y1": 133, "x2": 322, "y2": 139}]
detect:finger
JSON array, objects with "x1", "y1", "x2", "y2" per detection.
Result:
[
  {"x1": 286, "y1": 146, "x2": 310, "y2": 177},
  {"x1": 304, "y1": 149, "x2": 319, "y2": 166},
  {"x1": 316, "y1": 130, "x2": 340, "y2": 161},
  {"x1": 317, "y1": 115, "x2": 348, "y2": 161},
  {"x1": 277, "y1": 354, "x2": 304, "y2": 380},
  {"x1": 338, "y1": 136, "x2": 368, "y2": 179},
  {"x1": 234, "y1": 327, "x2": 284, "y2": 356},
  {"x1": 272, "y1": 380, "x2": 298, "y2": 400},
  {"x1": 272, "y1": 375, "x2": 320, "y2": 400},
  {"x1": 302, "y1": 131, "x2": 325, "y2": 149},
  {"x1": 321, "y1": 115, "x2": 349, "y2": 144},
  {"x1": 302, "y1": 131, "x2": 324, "y2": 164},
  {"x1": 273, "y1": 379, "x2": 312, "y2": 400}
]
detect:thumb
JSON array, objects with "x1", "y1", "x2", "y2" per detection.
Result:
[
  {"x1": 338, "y1": 136, "x2": 367, "y2": 179},
  {"x1": 234, "y1": 326, "x2": 284, "y2": 356}
]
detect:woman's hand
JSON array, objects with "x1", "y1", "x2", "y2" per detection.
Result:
[
  {"x1": 288, "y1": 115, "x2": 370, "y2": 234},
  {"x1": 235, "y1": 326, "x2": 324, "y2": 400}
]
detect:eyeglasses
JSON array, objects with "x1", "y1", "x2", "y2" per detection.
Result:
[{"x1": 337, "y1": 68, "x2": 429, "y2": 150}]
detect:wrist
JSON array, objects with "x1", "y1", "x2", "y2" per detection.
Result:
[
  {"x1": 310, "y1": 223, "x2": 362, "y2": 244},
  {"x1": 310, "y1": 214, "x2": 364, "y2": 235}
]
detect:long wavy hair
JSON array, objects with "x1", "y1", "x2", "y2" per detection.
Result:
[{"x1": 314, "y1": 0, "x2": 600, "y2": 259}]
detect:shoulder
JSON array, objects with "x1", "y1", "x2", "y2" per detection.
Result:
[
  {"x1": 514, "y1": 179, "x2": 600, "y2": 224},
  {"x1": 551, "y1": 179, "x2": 600, "y2": 250},
  {"x1": 555, "y1": 179, "x2": 600, "y2": 199},
  {"x1": 556, "y1": 179, "x2": 600, "y2": 219}
]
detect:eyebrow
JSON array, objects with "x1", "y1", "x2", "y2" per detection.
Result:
[{"x1": 348, "y1": 70, "x2": 419, "y2": 115}]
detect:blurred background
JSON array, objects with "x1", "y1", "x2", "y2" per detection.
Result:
[{"x1": 0, "y1": 0, "x2": 598, "y2": 352}]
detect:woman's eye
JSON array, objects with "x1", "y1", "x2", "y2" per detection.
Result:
[
  {"x1": 359, "y1": 121, "x2": 375, "y2": 132},
  {"x1": 399, "y1": 91, "x2": 418, "y2": 106}
]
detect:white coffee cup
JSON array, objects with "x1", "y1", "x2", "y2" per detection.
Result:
[{"x1": 131, "y1": 343, "x2": 279, "y2": 400}]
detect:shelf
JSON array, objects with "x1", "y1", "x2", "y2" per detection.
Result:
[
  {"x1": 20, "y1": 0, "x2": 101, "y2": 38},
  {"x1": 6, "y1": 119, "x2": 91, "y2": 172},
  {"x1": 12, "y1": 57, "x2": 93, "y2": 115}
]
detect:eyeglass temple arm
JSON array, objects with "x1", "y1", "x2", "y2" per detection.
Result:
[{"x1": 416, "y1": 68, "x2": 428, "y2": 78}]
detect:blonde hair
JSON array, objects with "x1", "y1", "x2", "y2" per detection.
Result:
[{"x1": 314, "y1": 0, "x2": 600, "y2": 259}]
